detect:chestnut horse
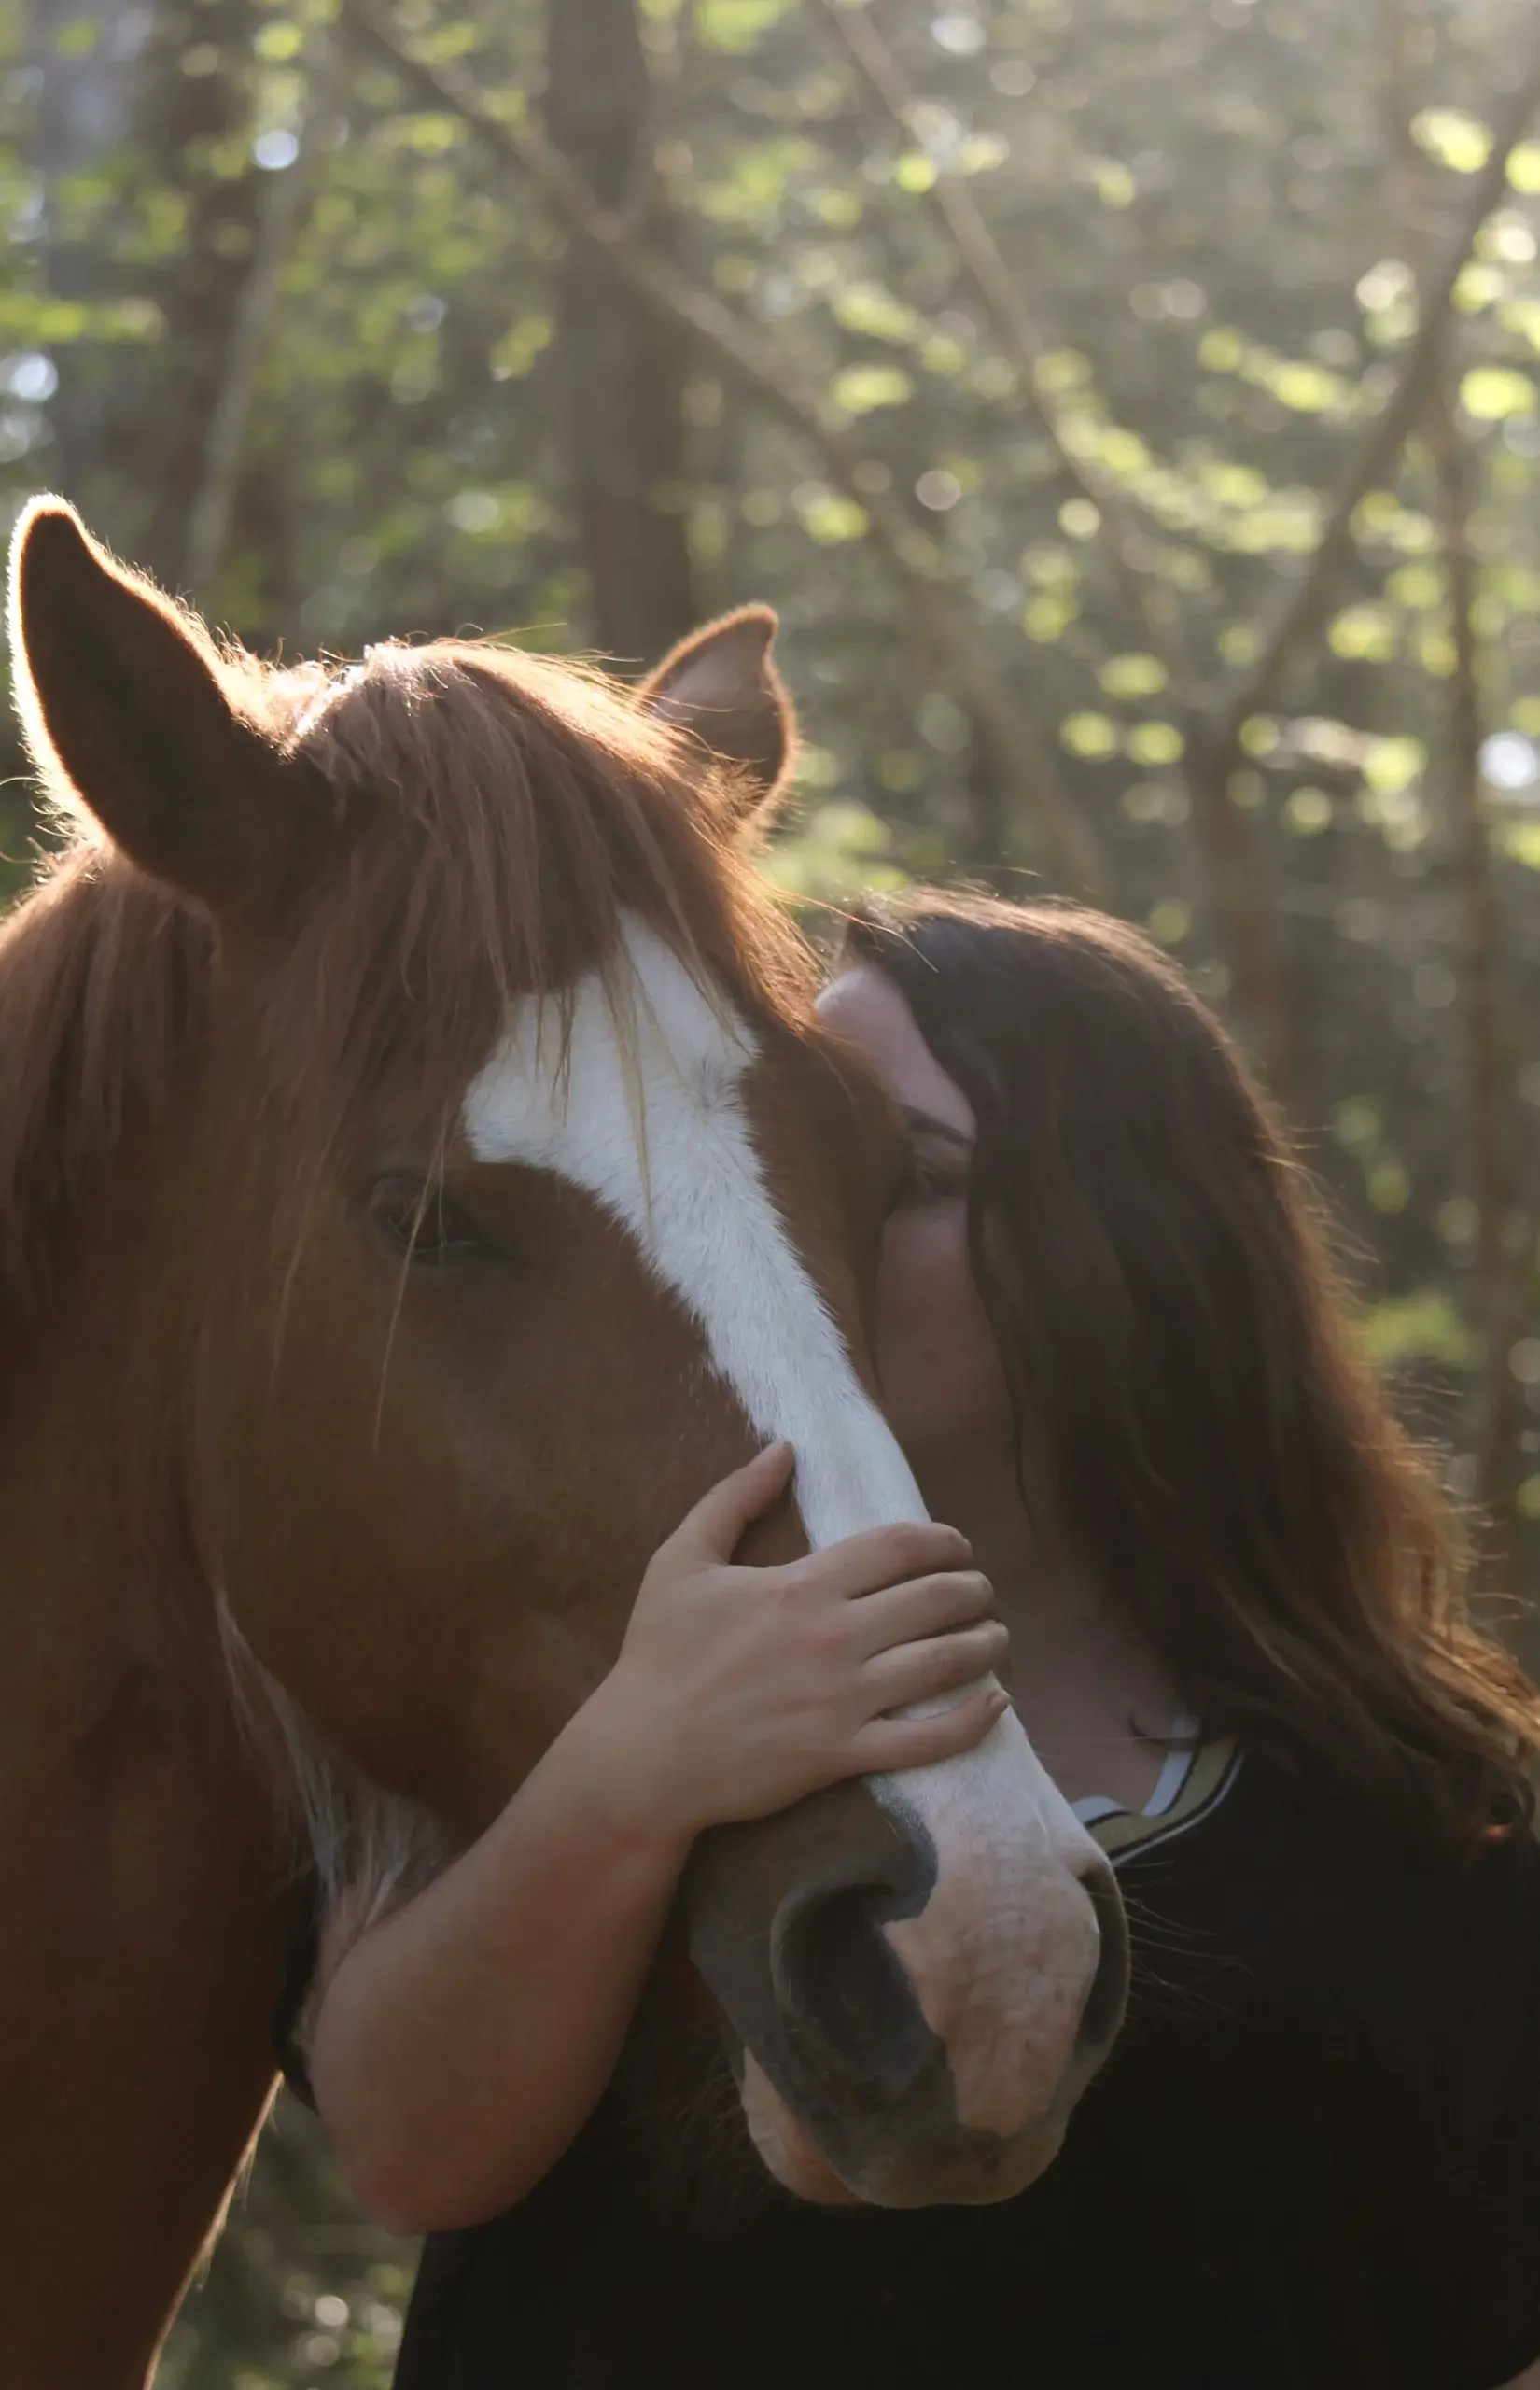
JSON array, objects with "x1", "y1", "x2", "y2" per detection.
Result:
[{"x1": 0, "y1": 500, "x2": 1127, "y2": 2389}]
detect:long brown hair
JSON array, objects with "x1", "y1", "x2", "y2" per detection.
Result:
[{"x1": 840, "y1": 891, "x2": 1540, "y2": 1849}]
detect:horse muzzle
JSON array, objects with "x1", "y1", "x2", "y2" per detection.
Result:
[{"x1": 684, "y1": 1760, "x2": 1129, "y2": 2209}]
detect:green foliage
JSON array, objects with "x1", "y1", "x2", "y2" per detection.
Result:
[
  {"x1": 5, "y1": 0, "x2": 1540, "y2": 2369},
  {"x1": 153, "y1": 2099, "x2": 416, "y2": 2388},
  {"x1": 1358, "y1": 1290, "x2": 1480, "y2": 1371}
]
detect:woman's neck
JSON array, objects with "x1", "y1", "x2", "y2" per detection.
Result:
[
  {"x1": 918, "y1": 1465, "x2": 1187, "y2": 1810},
  {"x1": 912, "y1": 1463, "x2": 1092, "y2": 1636}
]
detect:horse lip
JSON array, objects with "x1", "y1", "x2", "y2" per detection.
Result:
[
  {"x1": 707, "y1": 1991, "x2": 1077, "y2": 2212},
  {"x1": 734, "y1": 2033, "x2": 1074, "y2": 2210},
  {"x1": 844, "y1": 2116, "x2": 1070, "y2": 2209}
]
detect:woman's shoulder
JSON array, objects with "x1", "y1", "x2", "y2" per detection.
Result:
[
  {"x1": 1099, "y1": 1723, "x2": 1540, "y2": 1891},
  {"x1": 1080, "y1": 1737, "x2": 1540, "y2": 2382},
  {"x1": 1101, "y1": 1732, "x2": 1540, "y2": 2045}
]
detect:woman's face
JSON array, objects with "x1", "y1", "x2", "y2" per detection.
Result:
[{"x1": 818, "y1": 966, "x2": 1015, "y2": 1500}]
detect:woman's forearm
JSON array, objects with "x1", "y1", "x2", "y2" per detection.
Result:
[{"x1": 309, "y1": 1703, "x2": 691, "y2": 2233}]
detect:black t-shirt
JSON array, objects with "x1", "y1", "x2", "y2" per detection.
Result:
[{"x1": 277, "y1": 1743, "x2": 1540, "y2": 2390}]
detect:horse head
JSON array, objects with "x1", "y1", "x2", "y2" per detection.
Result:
[{"x1": 9, "y1": 499, "x2": 1126, "y2": 2221}]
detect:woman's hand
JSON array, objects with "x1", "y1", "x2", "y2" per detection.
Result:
[
  {"x1": 576, "y1": 1442, "x2": 1009, "y2": 1845},
  {"x1": 310, "y1": 1444, "x2": 1005, "y2": 2233}
]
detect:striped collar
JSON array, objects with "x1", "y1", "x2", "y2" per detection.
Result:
[{"x1": 1077, "y1": 1734, "x2": 1245, "y2": 1865}]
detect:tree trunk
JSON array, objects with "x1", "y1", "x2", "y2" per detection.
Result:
[
  {"x1": 544, "y1": 0, "x2": 697, "y2": 667},
  {"x1": 31, "y1": 0, "x2": 265, "y2": 589}
]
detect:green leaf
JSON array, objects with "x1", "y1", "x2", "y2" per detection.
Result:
[
  {"x1": 1099, "y1": 652, "x2": 1168, "y2": 699},
  {"x1": 1328, "y1": 603, "x2": 1395, "y2": 662},
  {"x1": 1033, "y1": 349, "x2": 1093, "y2": 395},
  {"x1": 1271, "y1": 362, "x2": 1337, "y2": 413},
  {"x1": 1099, "y1": 427, "x2": 1151, "y2": 475},
  {"x1": 1127, "y1": 721, "x2": 1184, "y2": 765},
  {"x1": 695, "y1": 0, "x2": 791, "y2": 51},
  {"x1": 919, "y1": 333, "x2": 967, "y2": 376},
  {"x1": 832, "y1": 283, "x2": 918, "y2": 344},
  {"x1": 1412, "y1": 108, "x2": 1492, "y2": 175},
  {"x1": 1461, "y1": 365, "x2": 1536, "y2": 420},
  {"x1": 1088, "y1": 159, "x2": 1135, "y2": 207},
  {"x1": 1509, "y1": 142, "x2": 1540, "y2": 193},
  {"x1": 1366, "y1": 1160, "x2": 1411, "y2": 1213},
  {"x1": 1362, "y1": 735, "x2": 1425, "y2": 794},
  {"x1": 255, "y1": 21, "x2": 305, "y2": 62},
  {"x1": 1358, "y1": 1292, "x2": 1477, "y2": 1370},
  {"x1": 893, "y1": 154, "x2": 938, "y2": 193},
  {"x1": 489, "y1": 315, "x2": 553, "y2": 381},
  {"x1": 1200, "y1": 459, "x2": 1268, "y2": 508},
  {"x1": 1284, "y1": 786, "x2": 1333, "y2": 835},
  {"x1": 1060, "y1": 711, "x2": 1118, "y2": 758},
  {"x1": 1197, "y1": 328, "x2": 1244, "y2": 372},
  {"x1": 1023, "y1": 593, "x2": 1074, "y2": 642},
  {"x1": 814, "y1": 188, "x2": 862, "y2": 230},
  {"x1": 805, "y1": 801, "x2": 889, "y2": 851},
  {"x1": 1388, "y1": 562, "x2": 1441, "y2": 608},
  {"x1": 793, "y1": 489, "x2": 868, "y2": 542}
]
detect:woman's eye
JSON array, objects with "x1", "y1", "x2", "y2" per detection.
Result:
[
  {"x1": 367, "y1": 1176, "x2": 491, "y2": 1265},
  {"x1": 891, "y1": 1148, "x2": 966, "y2": 1209}
]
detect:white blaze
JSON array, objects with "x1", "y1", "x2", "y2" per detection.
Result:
[
  {"x1": 463, "y1": 912, "x2": 1108, "y2": 2176},
  {"x1": 463, "y1": 913, "x2": 924, "y2": 1545}
]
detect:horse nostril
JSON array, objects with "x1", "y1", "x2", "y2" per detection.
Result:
[
  {"x1": 1072, "y1": 1857, "x2": 1130, "y2": 2066},
  {"x1": 772, "y1": 1882, "x2": 937, "y2": 2109}
]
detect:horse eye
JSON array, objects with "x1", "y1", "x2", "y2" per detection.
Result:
[{"x1": 367, "y1": 1175, "x2": 490, "y2": 1266}]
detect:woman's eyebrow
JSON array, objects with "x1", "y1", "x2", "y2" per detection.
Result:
[{"x1": 902, "y1": 1105, "x2": 973, "y2": 1148}]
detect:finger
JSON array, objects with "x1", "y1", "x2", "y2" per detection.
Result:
[
  {"x1": 861, "y1": 1619, "x2": 1010, "y2": 1714},
  {"x1": 665, "y1": 1442, "x2": 796, "y2": 1564},
  {"x1": 854, "y1": 1687, "x2": 1009, "y2": 1775},
  {"x1": 781, "y1": 1519, "x2": 973, "y2": 1605},
  {"x1": 847, "y1": 1569, "x2": 995, "y2": 1658}
]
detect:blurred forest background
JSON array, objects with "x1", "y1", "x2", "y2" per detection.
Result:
[{"x1": 6, "y1": 0, "x2": 1540, "y2": 2375}]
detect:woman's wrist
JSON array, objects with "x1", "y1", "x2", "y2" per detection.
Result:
[{"x1": 552, "y1": 1677, "x2": 703, "y2": 1868}]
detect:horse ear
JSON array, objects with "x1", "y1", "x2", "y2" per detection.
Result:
[
  {"x1": 8, "y1": 497, "x2": 334, "y2": 918},
  {"x1": 641, "y1": 605, "x2": 795, "y2": 827}
]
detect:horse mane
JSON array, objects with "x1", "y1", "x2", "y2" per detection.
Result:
[
  {"x1": 0, "y1": 851, "x2": 209, "y2": 1312},
  {"x1": 0, "y1": 630, "x2": 816, "y2": 1321}
]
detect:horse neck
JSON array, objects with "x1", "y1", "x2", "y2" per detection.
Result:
[
  {"x1": 0, "y1": 1113, "x2": 216, "y2": 1668},
  {"x1": 0, "y1": 1141, "x2": 299, "y2": 2388},
  {"x1": 0, "y1": 1129, "x2": 288, "y2": 1937}
]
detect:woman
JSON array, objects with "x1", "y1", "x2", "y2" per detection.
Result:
[{"x1": 279, "y1": 893, "x2": 1540, "y2": 2389}]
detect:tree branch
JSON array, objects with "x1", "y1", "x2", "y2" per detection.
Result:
[
  {"x1": 1383, "y1": 0, "x2": 1524, "y2": 1575},
  {"x1": 1180, "y1": 23, "x2": 1540, "y2": 1097},
  {"x1": 811, "y1": 0, "x2": 1202, "y2": 711},
  {"x1": 1211, "y1": 28, "x2": 1540, "y2": 756},
  {"x1": 345, "y1": 0, "x2": 1106, "y2": 895},
  {"x1": 183, "y1": 43, "x2": 333, "y2": 598},
  {"x1": 811, "y1": 0, "x2": 1306, "y2": 1089},
  {"x1": 1439, "y1": 407, "x2": 1524, "y2": 1561}
]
